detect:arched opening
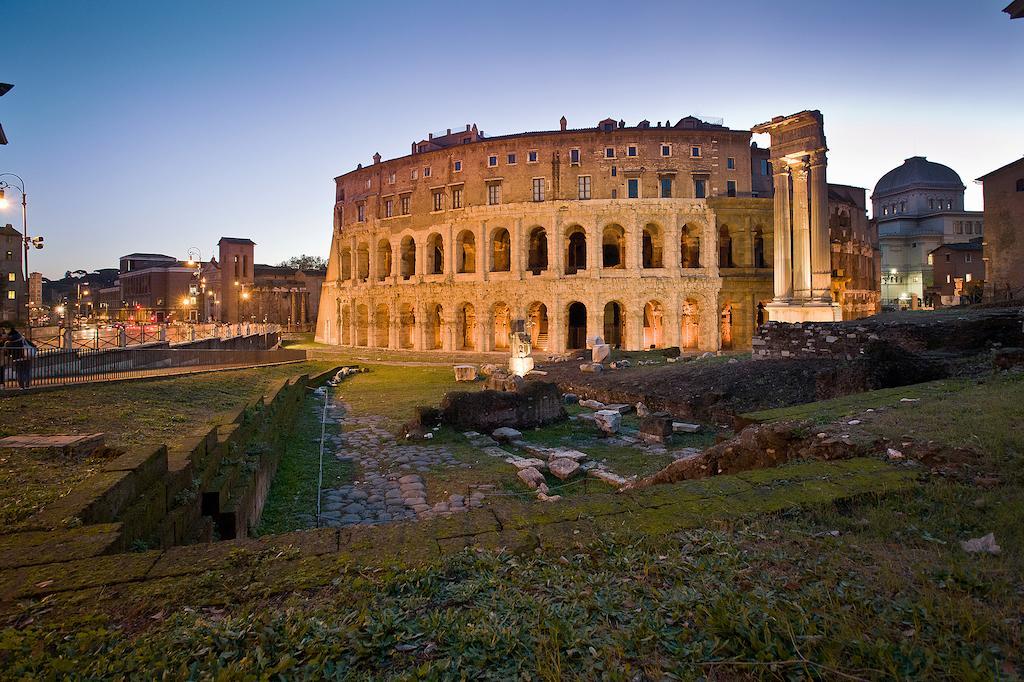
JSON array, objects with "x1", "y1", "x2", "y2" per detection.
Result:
[
  {"x1": 680, "y1": 299, "x2": 699, "y2": 349},
  {"x1": 428, "y1": 304, "x2": 443, "y2": 350},
  {"x1": 718, "y1": 225, "x2": 734, "y2": 268},
  {"x1": 376, "y1": 240, "x2": 392, "y2": 281},
  {"x1": 340, "y1": 248, "x2": 352, "y2": 280},
  {"x1": 720, "y1": 303, "x2": 733, "y2": 350},
  {"x1": 528, "y1": 302, "x2": 549, "y2": 350},
  {"x1": 490, "y1": 228, "x2": 511, "y2": 272},
  {"x1": 642, "y1": 224, "x2": 663, "y2": 268},
  {"x1": 356, "y1": 243, "x2": 370, "y2": 281},
  {"x1": 426, "y1": 233, "x2": 444, "y2": 275},
  {"x1": 602, "y1": 224, "x2": 625, "y2": 268},
  {"x1": 374, "y1": 303, "x2": 389, "y2": 347},
  {"x1": 643, "y1": 300, "x2": 664, "y2": 349},
  {"x1": 680, "y1": 224, "x2": 700, "y2": 268},
  {"x1": 456, "y1": 230, "x2": 476, "y2": 274},
  {"x1": 356, "y1": 304, "x2": 369, "y2": 346},
  {"x1": 492, "y1": 302, "x2": 511, "y2": 350},
  {"x1": 565, "y1": 227, "x2": 587, "y2": 274},
  {"x1": 603, "y1": 301, "x2": 624, "y2": 348},
  {"x1": 753, "y1": 227, "x2": 766, "y2": 268},
  {"x1": 458, "y1": 303, "x2": 476, "y2": 350},
  {"x1": 400, "y1": 236, "x2": 416, "y2": 279},
  {"x1": 528, "y1": 227, "x2": 548, "y2": 274},
  {"x1": 567, "y1": 302, "x2": 587, "y2": 349},
  {"x1": 399, "y1": 303, "x2": 415, "y2": 349},
  {"x1": 341, "y1": 303, "x2": 352, "y2": 345},
  {"x1": 756, "y1": 301, "x2": 768, "y2": 328}
]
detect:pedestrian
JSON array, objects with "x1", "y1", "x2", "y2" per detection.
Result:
[
  {"x1": 0, "y1": 323, "x2": 9, "y2": 389},
  {"x1": 2, "y1": 323, "x2": 35, "y2": 389}
]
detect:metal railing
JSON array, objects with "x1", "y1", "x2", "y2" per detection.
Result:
[
  {"x1": 27, "y1": 323, "x2": 282, "y2": 352},
  {"x1": 0, "y1": 346, "x2": 306, "y2": 391}
]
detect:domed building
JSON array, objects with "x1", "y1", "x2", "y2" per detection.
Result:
[{"x1": 872, "y1": 156, "x2": 984, "y2": 307}]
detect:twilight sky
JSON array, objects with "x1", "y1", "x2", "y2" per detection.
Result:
[{"x1": 3, "y1": 0, "x2": 1022, "y2": 279}]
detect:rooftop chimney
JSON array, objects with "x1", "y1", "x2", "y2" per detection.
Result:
[
  {"x1": 447, "y1": 128, "x2": 451, "y2": 135},
  {"x1": 373, "y1": 152, "x2": 381, "y2": 164},
  {"x1": 466, "y1": 124, "x2": 471, "y2": 131},
  {"x1": 560, "y1": 116, "x2": 567, "y2": 131}
]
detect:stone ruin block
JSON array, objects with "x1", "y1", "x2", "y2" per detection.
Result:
[
  {"x1": 592, "y1": 344, "x2": 611, "y2": 363},
  {"x1": 440, "y1": 381, "x2": 566, "y2": 431},
  {"x1": 454, "y1": 365, "x2": 478, "y2": 382},
  {"x1": 549, "y1": 458, "x2": 580, "y2": 480},
  {"x1": 594, "y1": 410, "x2": 621, "y2": 435},
  {"x1": 639, "y1": 412, "x2": 674, "y2": 444}
]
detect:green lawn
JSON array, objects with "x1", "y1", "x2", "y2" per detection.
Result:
[{"x1": 333, "y1": 364, "x2": 469, "y2": 426}]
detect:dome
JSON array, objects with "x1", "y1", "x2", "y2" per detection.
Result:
[{"x1": 872, "y1": 156, "x2": 964, "y2": 198}]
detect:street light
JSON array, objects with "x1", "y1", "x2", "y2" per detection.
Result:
[{"x1": 0, "y1": 173, "x2": 44, "y2": 338}]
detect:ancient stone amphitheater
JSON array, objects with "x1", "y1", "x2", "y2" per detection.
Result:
[{"x1": 315, "y1": 114, "x2": 872, "y2": 354}]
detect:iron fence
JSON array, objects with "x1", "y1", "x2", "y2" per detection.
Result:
[
  {"x1": 26, "y1": 323, "x2": 282, "y2": 352},
  {"x1": 0, "y1": 346, "x2": 306, "y2": 392}
]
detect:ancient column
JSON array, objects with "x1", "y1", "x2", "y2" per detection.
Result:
[
  {"x1": 790, "y1": 161, "x2": 812, "y2": 301},
  {"x1": 773, "y1": 164, "x2": 793, "y2": 301},
  {"x1": 809, "y1": 150, "x2": 831, "y2": 302},
  {"x1": 300, "y1": 291, "x2": 307, "y2": 324}
]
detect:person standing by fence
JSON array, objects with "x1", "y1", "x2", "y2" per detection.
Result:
[{"x1": 1, "y1": 322, "x2": 35, "y2": 390}]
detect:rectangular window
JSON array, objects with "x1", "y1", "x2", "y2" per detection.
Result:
[
  {"x1": 7, "y1": 272, "x2": 14, "y2": 282},
  {"x1": 532, "y1": 178, "x2": 545, "y2": 202},
  {"x1": 627, "y1": 145, "x2": 637, "y2": 157},
  {"x1": 946, "y1": 274, "x2": 951, "y2": 284},
  {"x1": 611, "y1": 166, "x2": 617, "y2": 177},
  {"x1": 6, "y1": 291, "x2": 13, "y2": 300},
  {"x1": 611, "y1": 189, "x2": 618, "y2": 199},
  {"x1": 965, "y1": 253, "x2": 972, "y2": 263},
  {"x1": 605, "y1": 147, "x2": 615, "y2": 158},
  {"x1": 433, "y1": 191, "x2": 444, "y2": 212},
  {"x1": 488, "y1": 155, "x2": 498, "y2": 167},
  {"x1": 411, "y1": 169, "x2": 418, "y2": 180},
  {"x1": 966, "y1": 222, "x2": 973, "y2": 234},
  {"x1": 660, "y1": 177, "x2": 672, "y2": 198},
  {"x1": 488, "y1": 183, "x2": 501, "y2": 205},
  {"x1": 966, "y1": 272, "x2": 972, "y2": 282},
  {"x1": 627, "y1": 178, "x2": 639, "y2": 199},
  {"x1": 423, "y1": 166, "x2": 431, "y2": 177},
  {"x1": 570, "y1": 148, "x2": 580, "y2": 165},
  {"x1": 694, "y1": 179, "x2": 707, "y2": 199},
  {"x1": 691, "y1": 146, "x2": 701, "y2": 158},
  {"x1": 507, "y1": 153, "x2": 516, "y2": 165},
  {"x1": 388, "y1": 172, "x2": 396, "y2": 184},
  {"x1": 400, "y1": 196, "x2": 410, "y2": 215},
  {"x1": 727, "y1": 180, "x2": 737, "y2": 197},
  {"x1": 365, "y1": 178, "x2": 371, "y2": 188},
  {"x1": 451, "y1": 187, "x2": 463, "y2": 209},
  {"x1": 661, "y1": 144, "x2": 671, "y2": 157},
  {"x1": 955, "y1": 221, "x2": 963, "y2": 234},
  {"x1": 384, "y1": 199, "x2": 393, "y2": 218},
  {"x1": 945, "y1": 254, "x2": 951, "y2": 262},
  {"x1": 528, "y1": 150, "x2": 538, "y2": 163},
  {"x1": 454, "y1": 160, "x2": 462, "y2": 172},
  {"x1": 357, "y1": 204, "x2": 366, "y2": 222},
  {"x1": 727, "y1": 157, "x2": 735, "y2": 169},
  {"x1": 578, "y1": 175, "x2": 591, "y2": 200}
]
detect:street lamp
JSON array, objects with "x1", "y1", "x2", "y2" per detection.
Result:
[
  {"x1": 185, "y1": 247, "x2": 210, "y2": 322},
  {"x1": 0, "y1": 173, "x2": 44, "y2": 338}
]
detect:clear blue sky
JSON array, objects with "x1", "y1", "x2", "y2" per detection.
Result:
[{"x1": 3, "y1": 0, "x2": 1022, "y2": 278}]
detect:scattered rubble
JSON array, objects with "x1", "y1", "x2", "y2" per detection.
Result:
[{"x1": 961, "y1": 533, "x2": 1001, "y2": 555}]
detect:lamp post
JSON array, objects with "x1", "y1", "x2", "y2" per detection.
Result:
[
  {"x1": 186, "y1": 247, "x2": 207, "y2": 322},
  {"x1": 0, "y1": 173, "x2": 44, "y2": 338}
]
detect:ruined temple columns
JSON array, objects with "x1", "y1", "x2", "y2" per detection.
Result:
[{"x1": 809, "y1": 151, "x2": 831, "y2": 302}]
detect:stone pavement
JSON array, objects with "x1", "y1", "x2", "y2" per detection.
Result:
[{"x1": 317, "y1": 395, "x2": 484, "y2": 527}]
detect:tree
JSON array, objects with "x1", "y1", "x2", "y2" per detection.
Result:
[{"x1": 278, "y1": 254, "x2": 326, "y2": 271}]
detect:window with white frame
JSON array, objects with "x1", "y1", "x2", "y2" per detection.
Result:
[
  {"x1": 627, "y1": 145, "x2": 637, "y2": 157},
  {"x1": 726, "y1": 157, "x2": 735, "y2": 169},
  {"x1": 384, "y1": 199, "x2": 393, "y2": 218},
  {"x1": 578, "y1": 175, "x2": 591, "y2": 200},
  {"x1": 454, "y1": 160, "x2": 462, "y2": 172},
  {"x1": 433, "y1": 191, "x2": 444, "y2": 212},
  {"x1": 487, "y1": 183, "x2": 501, "y2": 205},
  {"x1": 507, "y1": 153, "x2": 517, "y2": 165},
  {"x1": 400, "y1": 195, "x2": 410, "y2": 215},
  {"x1": 488, "y1": 155, "x2": 498, "y2": 167},
  {"x1": 661, "y1": 144, "x2": 671, "y2": 157},
  {"x1": 528, "y1": 150, "x2": 538, "y2": 163},
  {"x1": 532, "y1": 178, "x2": 545, "y2": 202},
  {"x1": 691, "y1": 146, "x2": 701, "y2": 157},
  {"x1": 570, "y1": 148, "x2": 580, "y2": 165},
  {"x1": 605, "y1": 147, "x2": 615, "y2": 159},
  {"x1": 411, "y1": 169, "x2": 418, "y2": 180},
  {"x1": 451, "y1": 187, "x2": 463, "y2": 209},
  {"x1": 388, "y1": 171, "x2": 396, "y2": 184}
]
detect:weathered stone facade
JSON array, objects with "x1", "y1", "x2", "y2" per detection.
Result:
[
  {"x1": 977, "y1": 156, "x2": 1024, "y2": 302},
  {"x1": 315, "y1": 113, "x2": 875, "y2": 352}
]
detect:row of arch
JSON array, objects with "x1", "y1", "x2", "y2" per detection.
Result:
[
  {"x1": 333, "y1": 298, "x2": 764, "y2": 353},
  {"x1": 338, "y1": 223, "x2": 769, "y2": 281}
]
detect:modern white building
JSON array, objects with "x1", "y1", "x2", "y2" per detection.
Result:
[{"x1": 871, "y1": 156, "x2": 984, "y2": 307}]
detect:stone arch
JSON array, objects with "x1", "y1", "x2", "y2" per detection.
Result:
[
  {"x1": 492, "y1": 302, "x2": 512, "y2": 350},
  {"x1": 426, "y1": 233, "x2": 444, "y2": 275},
  {"x1": 427, "y1": 304, "x2": 443, "y2": 350},
  {"x1": 376, "y1": 239, "x2": 392, "y2": 280},
  {"x1": 602, "y1": 224, "x2": 626, "y2": 269},
  {"x1": 603, "y1": 301, "x2": 625, "y2": 348},
  {"x1": 721, "y1": 302, "x2": 734, "y2": 350},
  {"x1": 356, "y1": 242, "x2": 370, "y2": 281},
  {"x1": 643, "y1": 300, "x2": 665, "y2": 349},
  {"x1": 341, "y1": 302, "x2": 352, "y2": 345},
  {"x1": 680, "y1": 298, "x2": 699, "y2": 350},
  {"x1": 753, "y1": 226, "x2": 767, "y2": 268},
  {"x1": 567, "y1": 301, "x2": 587, "y2": 349},
  {"x1": 399, "y1": 302, "x2": 415, "y2": 349},
  {"x1": 340, "y1": 247, "x2": 352, "y2": 280},
  {"x1": 718, "y1": 225, "x2": 734, "y2": 268},
  {"x1": 456, "y1": 230, "x2": 476, "y2": 274},
  {"x1": 528, "y1": 302, "x2": 549, "y2": 350},
  {"x1": 457, "y1": 302, "x2": 477, "y2": 350},
  {"x1": 565, "y1": 225, "x2": 587, "y2": 274},
  {"x1": 373, "y1": 303, "x2": 389, "y2": 347},
  {"x1": 680, "y1": 224, "x2": 701, "y2": 268},
  {"x1": 528, "y1": 226, "x2": 548, "y2": 273},
  {"x1": 355, "y1": 303, "x2": 369, "y2": 346},
  {"x1": 642, "y1": 223, "x2": 664, "y2": 269},
  {"x1": 490, "y1": 228, "x2": 511, "y2": 272},
  {"x1": 400, "y1": 236, "x2": 416, "y2": 279}
]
